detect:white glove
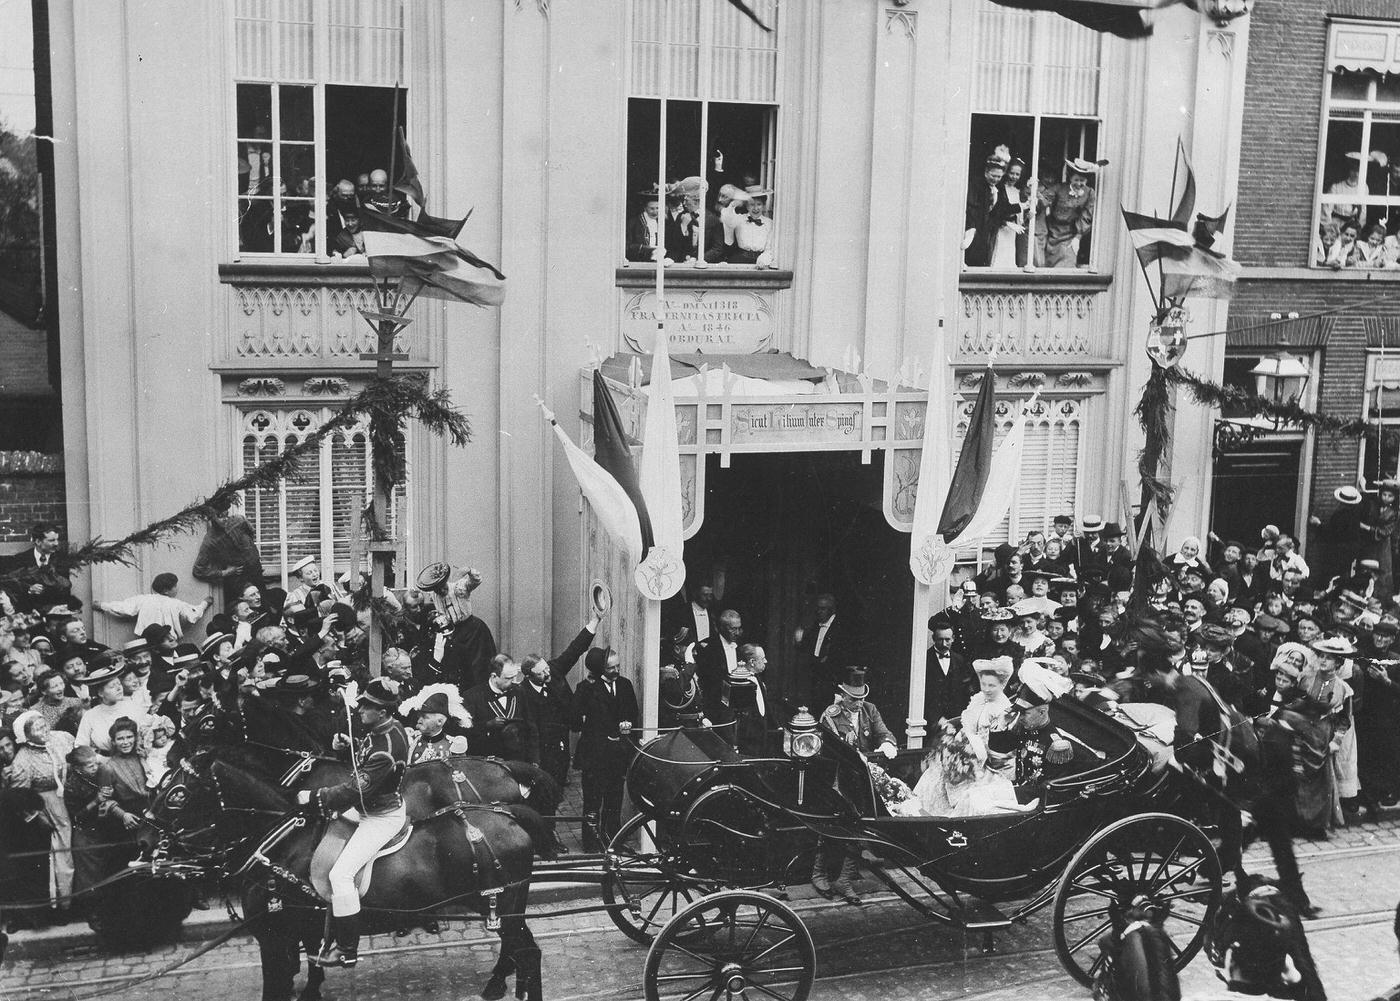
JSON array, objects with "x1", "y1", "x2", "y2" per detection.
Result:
[
  {"x1": 880, "y1": 743, "x2": 897, "y2": 760},
  {"x1": 296, "y1": 790, "x2": 312, "y2": 806}
]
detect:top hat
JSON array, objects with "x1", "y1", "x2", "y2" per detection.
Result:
[{"x1": 838, "y1": 667, "x2": 869, "y2": 698}]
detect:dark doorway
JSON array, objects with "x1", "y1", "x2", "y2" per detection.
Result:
[
  {"x1": 1211, "y1": 432, "x2": 1303, "y2": 542},
  {"x1": 684, "y1": 451, "x2": 913, "y2": 734}
]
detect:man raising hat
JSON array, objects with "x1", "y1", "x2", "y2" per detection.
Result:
[{"x1": 574, "y1": 647, "x2": 640, "y2": 851}]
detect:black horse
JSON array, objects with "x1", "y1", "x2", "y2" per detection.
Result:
[
  {"x1": 195, "y1": 730, "x2": 564, "y2": 855},
  {"x1": 149, "y1": 758, "x2": 545, "y2": 1001}
]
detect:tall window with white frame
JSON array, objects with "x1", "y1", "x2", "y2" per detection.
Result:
[
  {"x1": 624, "y1": 0, "x2": 780, "y2": 266},
  {"x1": 239, "y1": 407, "x2": 405, "y2": 586},
  {"x1": 233, "y1": 0, "x2": 406, "y2": 258},
  {"x1": 1313, "y1": 22, "x2": 1400, "y2": 270},
  {"x1": 964, "y1": 0, "x2": 1104, "y2": 272}
]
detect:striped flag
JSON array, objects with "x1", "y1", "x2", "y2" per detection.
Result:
[
  {"x1": 362, "y1": 230, "x2": 506, "y2": 308},
  {"x1": 546, "y1": 419, "x2": 645, "y2": 563},
  {"x1": 1122, "y1": 210, "x2": 1196, "y2": 267},
  {"x1": 947, "y1": 394, "x2": 1037, "y2": 547},
  {"x1": 591, "y1": 371, "x2": 656, "y2": 562},
  {"x1": 938, "y1": 368, "x2": 997, "y2": 543}
]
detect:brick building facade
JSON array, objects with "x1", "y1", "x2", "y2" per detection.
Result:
[{"x1": 1215, "y1": 0, "x2": 1400, "y2": 555}]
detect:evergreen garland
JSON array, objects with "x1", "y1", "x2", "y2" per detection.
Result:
[{"x1": 0, "y1": 375, "x2": 470, "y2": 592}]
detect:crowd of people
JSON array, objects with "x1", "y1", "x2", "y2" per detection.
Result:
[
  {"x1": 963, "y1": 145, "x2": 1100, "y2": 270},
  {"x1": 237, "y1": 148, "x2": 409, "y2": 257},
  {"x1": 625, "y1": 175, "x2": 776, "y2": 267},
  {"x1": 0, "y1": 516, "x2": 638, "y2": 932},
  {"x1": 1318, "y1": 148, "x2": 1400, "y2": 269}
]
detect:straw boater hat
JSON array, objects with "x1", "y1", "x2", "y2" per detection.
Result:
[
  {"x1": 1334, "y1": 485, "x2": 1363, "y2": 506},
  {"x1": 1311, "y1": 636, "x2": 1356, "y2": 658},
  {"x1": 290, "y1": 555, "x2": 317, "y2": 576},
  {"x1": 1080, "y1": 515, "x2": 1105, "y2": 533},
  {"x1": 1066, "y1": 157, "x2": 1107, "y2": 176}
]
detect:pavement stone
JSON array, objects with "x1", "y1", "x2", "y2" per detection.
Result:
[{"x1": 4, "y1": 799, "x2": 1398, "y2": 999}]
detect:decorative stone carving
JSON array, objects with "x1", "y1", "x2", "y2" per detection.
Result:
[
  {"x1": 230, "y1": 282, "x2": 412, "y2": 361},
  {"x1": 1208, "y1": 28, "x2": 1235, "y2": 62},
  {"x1": 1008, "y1": 371, "x2": 1046, "y2": 389},
  {"x1": 959, "y1": 290, "x2": 1100, "y2": 360},
  {"x1": 886, "y1": 8, "x2": 916, "y2": 37},
  {"x1": 303, "y1": 377, "x2": 351, "y2": 396},
  {"x1": 1056, "y1": 371, "x2": 1093, "y2": 387},
  {"x1": 238, "y1": 377, "x2": 286, "y2": 397}
]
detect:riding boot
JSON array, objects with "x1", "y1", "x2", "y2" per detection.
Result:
[
  {"x1": 582, "y1": 812, "x2": 602, "y2": 853},
  {"x1": 833, "y1": 856, "x2": 863, "y2": 906},
  {"x1": 810, "y1": 845, "x2": 833, "y2": 898},
  {"x1": 315, "y1": 915, "x2": 360, "y2": 968}
]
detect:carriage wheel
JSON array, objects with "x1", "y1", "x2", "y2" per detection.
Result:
[
  {"x1": 643, "y1": 890, "x2": 816, "y2": 1001},
  {"x1": 1051, "y1": 812, "x2": 1222, "y2": 987},
  {"x1": 602, "y1": 813, "x2": 712, "y2": 945}
]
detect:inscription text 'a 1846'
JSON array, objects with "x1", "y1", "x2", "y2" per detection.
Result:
[{"x1": 622, "y1": 289, "x2": 774, "y2": 354}]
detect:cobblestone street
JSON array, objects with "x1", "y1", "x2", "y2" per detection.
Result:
[{"x1": 5, "y1": 812, "x2": 1398, "y2": 1001}]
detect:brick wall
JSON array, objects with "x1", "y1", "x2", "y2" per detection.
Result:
[
  {"x1": 0, "y1": 474, "x2": 67, "y2": 546},
  {"x1": 1232, "y1": 1, "x2": 1400, "y2": 527}
]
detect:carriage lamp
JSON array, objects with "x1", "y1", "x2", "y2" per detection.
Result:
[{"x1": 784, "y1": 707, "x2": 821, "y2": 759}]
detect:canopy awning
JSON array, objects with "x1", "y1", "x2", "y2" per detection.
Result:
[
  {"x1": 1226, "y1": 314, "x2": 1333, "y2": 350},
  {"x1": 1330, "y1": 22, "x2": 1400, "y2": 76}
]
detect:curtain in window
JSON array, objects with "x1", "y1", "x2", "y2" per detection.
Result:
[
  {"x1": 630, "y1": 0, "x2": 778, "y2": 102},
  {"x1": 971, "y1": 0, "x2": 1099, "y2": 116},
  {"x1": 236, "y1": 0, "x2": 402, "y2": 84}
]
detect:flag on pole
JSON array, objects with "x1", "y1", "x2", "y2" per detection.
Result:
[
  {"x1": 636, "y1": 332, "x2": 687, "y2": 599},
  {"x1": 544, "y1": 410, "x2": 645, "y2": 562},
  {"x1": 1169, "y1": 139, "x2": 1196, "y2": 229},
  {"x1": 944, "y1": 394, "x2": 1037, "y2": 547},
  {"x1": 394, "y1": 128, "x2": 426, "y2": 215},
  {"x1": 361, "y1": 208, "x2": 502, "y2": 278},
  {"x1": 591, "y1": 371, "x2": 656, "y2": 561},
  {"x1": 987, "y1": 0, "x2": 1210, "y2": 39},
  {"x1": 363, "y1": 230, "x2": 506, "y2": 307},
  {"x1": 1159, "y1": 246, "x2": 1240, "y2": 302},
  {"x1": 1122, "y1": 210, "x2": 1196, "y2": 267},
  {"x1": 938, "y1": 368, "x2": 997, "y2": 543}
]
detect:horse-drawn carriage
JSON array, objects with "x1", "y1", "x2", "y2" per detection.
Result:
[
  {"x1": 138, "y1": 693, "x2": 1221, "y2": 1001},
  {"x1": 605, "y1": 697, "x2": 1223, "y2": 1000}
]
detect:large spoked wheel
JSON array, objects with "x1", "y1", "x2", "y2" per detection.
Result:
[
  {"x1": 644, "y1": 890, "x2": 816, "y2": 1001},
  {"x1": 603, "y1": 813, "x2": 714, "y2": 945},
  {"x1": 1052, "y1": 812, "x2": 1222, "y2": 987}
]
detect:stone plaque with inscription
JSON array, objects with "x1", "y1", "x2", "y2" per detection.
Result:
[
  {"x1": 730, "y1": 402, "x2": 864, "y2": 445},
  {"x1": 622, "y1": 288, "x2": 774, "y2": 354}
]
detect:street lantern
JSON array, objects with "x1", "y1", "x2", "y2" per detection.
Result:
[{"x1": 1250, "y1": 340, "x2": 1311, "y2": 408}]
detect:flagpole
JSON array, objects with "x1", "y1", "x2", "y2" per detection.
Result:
[{"x1": 639, "y1": 0, "x2": 673, "y2": 741}]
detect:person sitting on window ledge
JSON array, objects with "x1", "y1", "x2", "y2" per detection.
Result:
[
  {"x1": 625, "y1": 187, "x2": 667, "y2": 263},
  {"x1": 1038, "y1": 158, "x2": 1101, "y2": 269},
  {"x1": 1355, "y1": 223, "x2": 1397, "y2": 270},
  {"x1": 725, "y1": 185, "x2": 775, "y2": 268},
  {"x1": 963, "y1": 146, "x2": 1019, "y2": 268}
]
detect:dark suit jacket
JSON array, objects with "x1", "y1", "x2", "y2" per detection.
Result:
[
  {"x1": 625, "y1": 213, "x2": 661, "y2": 262},
  {"x1": 0, "y1": 547, "x2": 72, "y2": 613},
  {"x1": 693, "y1": 636, "x2": 737, "y2": 725},
  {"x1": 795, "y1": 616, "x2": 846, "y2": 701},
  {"x1": 462, "y1": 683, "x2": 538, "y2": 763},
  {"x1": 963, "y1": 180, "x2": 1018, "y2": 267},
  {"x1": 573, "y1": 674, "x2": 640, "y2": 771},
  {"x1": 923, "y1": 648, "x2": 977, "y2": 726}
]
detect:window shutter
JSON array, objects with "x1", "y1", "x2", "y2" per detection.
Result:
[
  {"x1": 330, "y1": 428, "x2": 370, "y2": 567},
  {"x1": 243, "y1": 432, "x2": 283, "y2": 570},
  {"x1": 630, "y1": 0, "x2": 702, "y2": 98},
  {"x1": 283, "y1": 431, "x2": 323, "y2": 567}
]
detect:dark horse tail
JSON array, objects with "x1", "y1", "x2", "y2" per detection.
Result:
[
  {"x1": 497, "y1": 803, "x2": 550, "y2": 859},
  {"x1": 494, "y1": 760, "x2": 563, "y2": 821}
]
